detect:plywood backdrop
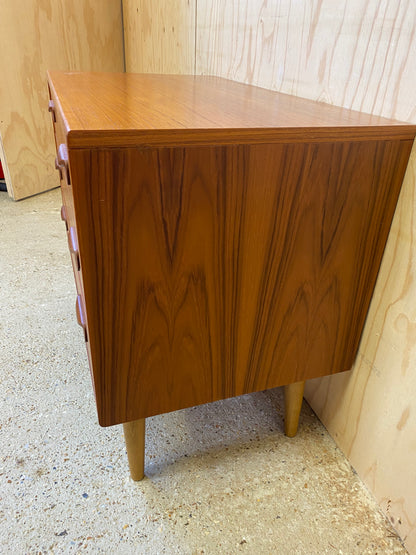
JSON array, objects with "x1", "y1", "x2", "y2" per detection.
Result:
[
  {"x1": 122, "y1": 0, "x2": 195, "y2": 73},
  {"x1": 124, "y1": 0, "x2": 416, "y2": 550},
  {"x1": 0, "y1": 1, "x2": 124, "y2": 200}
]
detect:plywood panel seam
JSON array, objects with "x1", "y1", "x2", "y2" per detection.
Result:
[{"x1": 120, "y1": 0, "x2": 127, "y2": 72}]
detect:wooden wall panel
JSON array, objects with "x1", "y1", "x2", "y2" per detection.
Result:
[
  {"x1": 0, "y1": 1, "x2": 124, "y2": 200},
  {"x1": 196, "y1": 1, "x2": 416, "y2": 551},
  {"x1": 196, "y1": 0, "x2": 416, "y2": 121},
  {"x1": 122, "y1": 0, "x2": 195, "y2": 73}
]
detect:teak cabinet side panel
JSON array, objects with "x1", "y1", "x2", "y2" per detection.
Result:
[{"x1": 68, "y1": 140, "x2": 413, "y2": 426}]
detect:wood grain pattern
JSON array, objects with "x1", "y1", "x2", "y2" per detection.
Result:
[
  {"x1": 196, "y1": 0, "x2": 416, "y2": 122},
  {"x1": 47, "y1": 71, "x2": 415, "y2": 148},
  {"x1": 0, "y1": 1, "x2": 123, "y2": 200},
  {"x1": 63, "y1": 129, "x2": 412, "y2": 427},
  {"x1": 192, "y1": 1, "x2": 416, "y2": 549},
  {"x1": 122, "y1": 0, "x2": 195, "y2": 74}
]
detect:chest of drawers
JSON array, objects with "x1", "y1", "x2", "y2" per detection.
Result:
[{"x1": 48, "y1": 71, "x2": 415, "y2": 479}]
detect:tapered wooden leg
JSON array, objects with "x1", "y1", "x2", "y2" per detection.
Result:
[
  {"x1": 284, "y1": 381, "x2": 305, "y2": 437},
  {"x1": 123, "y1": 418, "x2": 145, "y2": 480}
]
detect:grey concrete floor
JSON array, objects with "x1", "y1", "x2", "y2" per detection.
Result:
[{"x1": 0, "y1": 188, "x2": 407, "y2": 554}]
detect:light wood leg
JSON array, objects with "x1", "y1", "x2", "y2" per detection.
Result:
[
  {"x1": 284, "y1": 381, "x2": 305, "y2": 437},
  {"x1": 123, "y1": 418, "x2": 145, "y2": 481}
]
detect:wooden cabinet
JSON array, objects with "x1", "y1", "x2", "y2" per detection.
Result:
[{"x1": 47, "y1": 71, "x2": 416, "y2": 479}]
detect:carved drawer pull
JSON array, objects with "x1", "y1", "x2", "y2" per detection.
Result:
[
  {"x1": 68, "y1": 226, "x2": 80, "y2": 271},
  {"x1": 60, "y1": 205, "x2": 68, "y2": 230},
  {"x1": 56, "y1": 143, "x2": 70, "y2": 184},
  {"x1": 55, "y1": 157, "x2": 63, "y2": 180},
  {"x1": 76, "y1": 294, "x2": 88, "y2": 342},
  {"x1": 48, "y1": 100, "x2": 56, "y2": 122},
  {"x1": 68, "y1": 226, "x2": 78, "y2": 253}
]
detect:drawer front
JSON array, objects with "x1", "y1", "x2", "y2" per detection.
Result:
[
  {"x1": 56, "y1": 143, "x2": 71, "y2": 185},
  {"x1": 76, "y1": 294, "x2": 88, "y2": 342},
  {"x1": 60, "y1": 206, "x2": 79, "y2": 283},
  {"x1": 48, "y1": 86, "x2": 75, "y2": 226},
  {"x1": 67, "y1": 225, "x2": 83, "y2": 295},
  {"x1": 48, "y1": 89, "x2": 90, "y2": 353}
]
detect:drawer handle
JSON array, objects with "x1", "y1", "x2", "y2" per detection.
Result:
[
  {"x1": 56, "y1": 143, "x2": 70, "y2": 184},
  {"x1": 76, "y1": 295, "x2": 86, "y2": 327},
  {"x1": 68, "y1": 226, "x2": 80, "y2": 271},
  {"x1": 55, "y1": 157, "x2": 63, "y2": 180},
  {"x1": 68, "y1": 226, "x2": 78, "y2": 253},
  {"x1": 76, "y1": 294, "x2": 88, "y2": 342},
  {"x1": 60, "y1": 205, "x2": 68, "y2": 230},
  {"x1": 48, "y1": 100, "x2": 56, "y2": 122}
]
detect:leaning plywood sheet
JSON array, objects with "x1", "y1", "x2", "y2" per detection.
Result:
[{"x1": 0, "y1": 1, "x2": 124, "y2": 200}]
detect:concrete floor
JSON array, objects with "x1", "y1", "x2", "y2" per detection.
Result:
[{"x1": 0, "y1": 188, "x2": 407, "y2": 554}]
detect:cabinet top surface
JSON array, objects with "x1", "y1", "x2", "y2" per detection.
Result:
[{"x1": 47, "y1": 71, "x2": 416, "y2": 148}]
